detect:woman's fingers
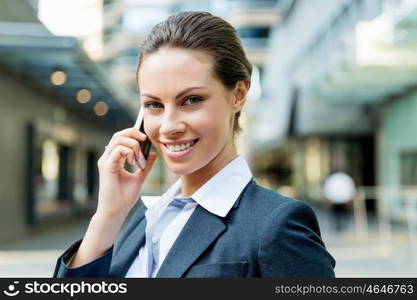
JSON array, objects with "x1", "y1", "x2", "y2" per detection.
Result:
[
  {"x1": 134, "y1": 152, "x2": 158, "y2": 178},
  {"x1": 109, "y1": 136, "x2": 142, "y2": 158},
  {"x1": 109, "y1": 128, "x2": 147, "y2": 146},
  {"x1": 103, "y1": 145, "x2": 136, "y2": 173},
  {"x1": 98, "y1": 127, "x2": 152, "y2": 174},
  {"x1": 95, "y1": 129, "x2": 156, "y2": 222}
]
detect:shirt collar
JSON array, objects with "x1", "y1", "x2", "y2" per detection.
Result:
[
  {"x1": 141, "y1": 155, "x2": 253, "y2": 218},
  {"x1": 189, "y1": 155, "x2": 252, "y2": 217},
  {"x1": 141, "y1": 178, "x2": 181, "y2": 211}
]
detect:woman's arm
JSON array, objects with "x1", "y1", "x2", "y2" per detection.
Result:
[
  {"x1": 53, "y1": 212, "x2": 129, "y2": 278},
  {"x1": 67, "y1": 211, "x2": 129, "y2": 267},
  {"x1": 53, "y1": 238, "x2": 114, "y2": 278},
  {"x1": 53, "y1": 128, "x2": 157, "y2": 277},
  {"x1": 257, "y1": 200, "x2": 336, "y2": 277}
]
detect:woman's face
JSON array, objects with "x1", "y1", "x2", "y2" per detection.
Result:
[{"x1": 138, "y1": 47, "x2": 240, "y2": 176}]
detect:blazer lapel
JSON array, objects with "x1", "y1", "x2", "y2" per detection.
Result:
[
  {"x1": 155, "y1": 179, "x2": 254, "y2": 278},
  {"x1": 155, "y1": 204, "x2": 226, "y2": 277},
  {"x1": 109, "y1": 213, "x2": 147, "y2": 277}
]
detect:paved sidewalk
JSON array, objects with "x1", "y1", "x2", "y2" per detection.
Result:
[
  {"x1": 0, "y1": 217, "x2": 90, "y2": 277},
  {"x1": 324, "y1": 231, "x2": 417, "y2": 277},
  {"x1": 318, "y1": 208, "x2": 417, "y2": 277}
]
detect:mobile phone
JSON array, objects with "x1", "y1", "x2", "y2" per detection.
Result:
[
  {"x1": 139, "y1": 116, "x2": 152, "y2": 160},
  {"x1": 134, "y1": 105, "x2": 152, "y2": 169}
]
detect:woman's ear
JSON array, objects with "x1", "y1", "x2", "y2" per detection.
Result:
[{"x1": 232, "y1": 80, "x2": 250, "y2": 113}]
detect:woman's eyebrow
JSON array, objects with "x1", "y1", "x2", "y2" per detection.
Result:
[{"x1": 141, "y1": 86, "x2": 207, "y2": 100}]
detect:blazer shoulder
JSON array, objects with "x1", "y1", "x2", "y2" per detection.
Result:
[
  {"x1": 244, "y1": 180, "x2": 303, "y2": 209},
  {"x1": 246, "y1": 182, "x2": 336, "y2": 277},
  {"x1": 239, "y1": 180, "x2": 319, "y2": 228}
]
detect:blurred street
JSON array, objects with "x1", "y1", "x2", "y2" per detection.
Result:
[
  {"x1": 2, "y1": 0, "x2": 417, "y2": 280},
  {"x1": 0, "y1": 217, "x2": 89, "y2": 278},
  {"x1": 1, "y1": 208, "x2": 416, "y2": 277},
  {"x1": 318, "y1": 210, "x2": 417, "y2": 277}
]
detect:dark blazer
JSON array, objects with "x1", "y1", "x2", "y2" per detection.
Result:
[{"x1": 53, "y1": 179, "x2": 336, "y2": 277}]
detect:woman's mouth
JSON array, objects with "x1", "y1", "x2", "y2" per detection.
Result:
[{"x1": 162, "y1": 138, "x2": 199, "y2": 159}]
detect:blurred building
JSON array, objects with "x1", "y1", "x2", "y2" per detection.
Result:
[
  {"x1": 0, "y1": 0, "x2": 136, "y2": 244},
  {"x1": 260, "y1": 0, "x2": 417, "y2": 224}
]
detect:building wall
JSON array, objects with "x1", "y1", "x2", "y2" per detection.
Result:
[
  {"x1": 265, "y1": 0, "x2": 347, "y2": 88},
  {"x1": 0, "y1": 70, "x2": 111, "y2": 244},
  {"x1": 378, "y1": 93, "x2": 417, "y2": 220},
  {"x1": 259, "y1": 0, "x2": 351, "y2": 146},
  {"x1": 0, "y1": 0, "x2": 40, "y2": 23},
  {"x1": 261, "y1": 0, "x2": 382, "y2": 145}
]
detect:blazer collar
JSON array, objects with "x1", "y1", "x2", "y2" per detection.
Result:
[
  {"x1": 155, "y1": 179, "x2": 255, "y2": 277},
  {"x1": 109, "y1": 206, "x2": 148, "y2": 277}
]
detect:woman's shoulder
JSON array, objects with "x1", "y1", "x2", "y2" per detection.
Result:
[
  {"x1": 239, "y1": 180, "x2": 323, "y2": 239},
  {"x1": 243, "y1": 179, "x2": 301, "y2": 206},
  {"x1": 240, "y1": 179, "x2": 317, "y2": 220}
]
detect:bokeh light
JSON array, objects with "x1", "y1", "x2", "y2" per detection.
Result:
[
  {"x1": 50, "y1": 71, "x2": 66, "y2": 86},
  {"x1": 76, "y1": 89, "x2": 92, "y2": 104},
  {"x1": 94, "y1": 101, "x2": 108, "y2": 116}
]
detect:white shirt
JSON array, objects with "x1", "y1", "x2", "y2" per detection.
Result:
[{"x1": 124, "y1": 155, "x2": 253, "y2": 277}]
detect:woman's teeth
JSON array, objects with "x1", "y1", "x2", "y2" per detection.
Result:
[{"x1": 166, "y1": 140, "x2": 196, "y2": 152}]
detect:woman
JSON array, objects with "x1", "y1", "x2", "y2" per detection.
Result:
[{"x1": 53, "y1": 11, "x2": 335, "y2": 278}]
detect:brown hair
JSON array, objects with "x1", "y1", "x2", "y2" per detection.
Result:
[{"x1": 136, "y1": 11, "x2": 252, "y2": 137}]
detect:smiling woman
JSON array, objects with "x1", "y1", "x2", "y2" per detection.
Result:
[{"x1": 53, "y1": 11, "x2": 336, "y2": 278}]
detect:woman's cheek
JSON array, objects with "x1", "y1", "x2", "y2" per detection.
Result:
[
  {"x1": 192, "y1": 108, "x2": 218, "y2": 127},
  {"x1": 144, "y1": 118, "x2": 159, "y2": 146}
]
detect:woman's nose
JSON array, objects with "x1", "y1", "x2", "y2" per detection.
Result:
[{"x1": 159, "y1": 110, "x2": 186, "y2": 137}]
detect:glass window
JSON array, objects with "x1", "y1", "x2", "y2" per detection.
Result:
[
  {"x1": 401, "y1": 152, "x2": 417, "y2": 186},
  {"x1": 32, "y1": 138, "x2": 74, "y2": 219}
]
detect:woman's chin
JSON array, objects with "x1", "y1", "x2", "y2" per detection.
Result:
[
  {"x1": 167, "y1": 164, "x2": 195, "y2": 176},
  {"x1": 164, "y1": 159, "x2": 202, "y2": 176}
]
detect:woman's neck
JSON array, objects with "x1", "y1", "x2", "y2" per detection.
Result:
[{"x1": 179, "y1": 142, "x2": 237, "y2": 197}]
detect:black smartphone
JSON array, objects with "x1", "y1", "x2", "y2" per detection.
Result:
[
  {"x1": 139, "y1": 117, "x2": 152, "y2": 160},
  {"x1": 134, "y1": 105, "x2": 152, "y2": 169}
]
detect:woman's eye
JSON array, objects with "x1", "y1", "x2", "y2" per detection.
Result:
[
  {"x1": 183, "y1": 96, "x2": 203, "y2": 105},
  {"x1": 144, "y1": 97, "x2": 202, "y2": 109},
  {"x1": 144, "y1": 102, "x2": 163, "y2": 109}
]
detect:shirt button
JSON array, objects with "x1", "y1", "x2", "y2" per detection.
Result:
[{"x1": 152, "y1": 237, "x2": 158, "y2": 243}]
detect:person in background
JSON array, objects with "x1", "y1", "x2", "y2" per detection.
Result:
[{"x1": 323, "y1": 171, "x2": 356, "y2": 232}]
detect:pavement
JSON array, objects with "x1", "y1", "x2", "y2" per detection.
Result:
[
  {"x1": 318, "y1": 209, "x2": 417, "y2": 277},
  {"x1": 0, "y1": 217, "x2": 90, "y2": 277},
  {"x1": 0, "y1": 209, "x2": 416, "y2": 277}
]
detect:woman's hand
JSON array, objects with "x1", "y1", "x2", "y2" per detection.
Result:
[
  {"x1": 67, "y1": 128, "x2": 157, "y2": 269},
  {"x1": 96, "y1": 127, "x2": 158, "y2": 219}
]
